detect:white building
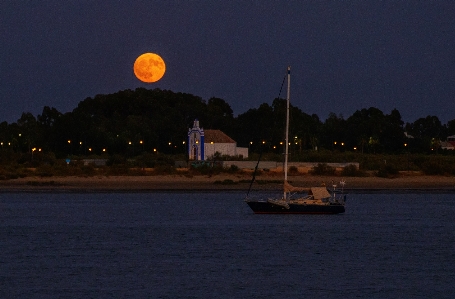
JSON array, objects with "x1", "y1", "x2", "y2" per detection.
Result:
[
  {"x1": 187, "y1": 119, "x2": 248, "y2": 160},
  {"x1": 441, "y1": 135, "x2": 455, "y2": 150}
]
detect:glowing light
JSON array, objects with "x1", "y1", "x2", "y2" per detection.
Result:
[{"x1": 133, "y1": 53, "x2": 166, "y2": 83}]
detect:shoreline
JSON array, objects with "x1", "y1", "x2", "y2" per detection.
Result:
[{"x1": 0, "y1": 173, "x2": 454, "y2": 193}]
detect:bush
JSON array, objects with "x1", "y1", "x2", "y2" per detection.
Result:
[
  {"x1": 106, "y1": 154, "x2": 127, "y2": 166},
  {"x1": 106, "y1": 165, "x2": 129, "y2": 175},
  {"x1": 288, "y1": 166, "x2": 299, "y2": 175},
  {"x1": 376, "y1": 164, "x2": 399, "y2": 178},
  {"x1": 0, "y1": 171, "x2": 19, "y2": 180},
  {"x1": 36, "y1": 164, "x2": 55, "y2": 177},
  {"x1": 341, "y1": 164, "x2": 367, "y2": 177},
  {"x1": 81, "y1": 164, "x2": 97, "y2": 176},
  {"x1": 153, "y1": 164, "x2": 177, "y2": 175},
  {"x1": 311, "y1": 163, "x2": 336, "y2": 175},
  {"x1": 421, "y1": 160, "x2": 445, "y2": 175},
  {"x1": 227, "y1": 164, "x2": 239, "y2": 173},
  {"x1": 127, "y1": 167, "x2": 148, "y2": 176}
]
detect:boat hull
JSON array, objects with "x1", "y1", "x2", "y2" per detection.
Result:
[{"x1": 245, "y1": 200, "x2": 345, "y2": 214}]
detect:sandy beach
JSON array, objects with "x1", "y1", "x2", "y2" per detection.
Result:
[{"x1": 1, "y1": 172, "x2": 454, "y2": 192}]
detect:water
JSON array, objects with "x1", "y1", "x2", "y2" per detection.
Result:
[{"x1": 1, "y1": 191, "x2": 454, "y2": 298}]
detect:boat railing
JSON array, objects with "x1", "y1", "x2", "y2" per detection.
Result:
[{"x1": 330, "y1": 179, "x2": 347, "y2": 204}]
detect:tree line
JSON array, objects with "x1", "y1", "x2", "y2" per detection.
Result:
[{"x1": 1, "y1": 87, "x2": 454, "y2": 163}]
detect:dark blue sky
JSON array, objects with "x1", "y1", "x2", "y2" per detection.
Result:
[{"x1": 1, "y1": 1, "x2": 454, "y2": 124}]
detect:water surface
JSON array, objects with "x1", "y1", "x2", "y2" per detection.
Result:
[{"x1": 1, "y1": 192, "x2": 454, "y2": 298}]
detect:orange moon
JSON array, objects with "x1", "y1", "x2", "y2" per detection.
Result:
[{"x1": 133, "y1": 53, "x2": 166, "y2": 83}]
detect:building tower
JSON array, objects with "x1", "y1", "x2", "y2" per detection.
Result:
[{"x1": 188, "y1": 119, "x2": 205, "y2": 160}]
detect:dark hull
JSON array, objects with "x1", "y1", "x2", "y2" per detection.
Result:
[{"x1": 246, "y1": 200, "x2": 345, "y2": 214}]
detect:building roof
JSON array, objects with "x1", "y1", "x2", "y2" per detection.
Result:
[
  {"x1": 441, "y1": 141, "x2": 455, "y2": 149},
  {"x1": 204, "y1": 129, "x2": 236, "y2": 143}
]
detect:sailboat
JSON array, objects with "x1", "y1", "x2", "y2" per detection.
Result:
[{"x1": 245, "y1": 67, "x2": 346, "y2": 214}]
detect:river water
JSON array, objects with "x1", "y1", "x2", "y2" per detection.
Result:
[{"x1": 1, "y1": 191, "x2": 454, "y2": 298}]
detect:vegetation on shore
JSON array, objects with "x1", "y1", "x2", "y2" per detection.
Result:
[
  {"x1": 0, "y1": 87, "x2": 454, "y2": 181},
  {"x1": 0, "y1": 88, "x2": 454, "y2": 157},
  {"x1": 1, "y1": 150, "x2": 455, "y2": 181}
]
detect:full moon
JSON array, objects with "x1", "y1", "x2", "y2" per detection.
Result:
[{"x1": 133, "y1": 53, "x2": 166, "y2": 83}]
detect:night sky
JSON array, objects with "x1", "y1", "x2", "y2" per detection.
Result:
[{"x1": 1, "y1": 1, "x2": 454, "y2": 124}]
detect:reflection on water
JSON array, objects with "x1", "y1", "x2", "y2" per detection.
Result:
[{"x1": 1, "y1": 192, "x2": 454, "y2": 298}]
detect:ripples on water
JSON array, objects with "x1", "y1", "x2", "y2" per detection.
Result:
[{"x1": 1, "y1": 191, "x2": 454, "y2": 298}]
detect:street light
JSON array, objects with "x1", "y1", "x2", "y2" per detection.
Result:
[{"x1": 67, "y1": 140, "x2": 72, "y2": 156}]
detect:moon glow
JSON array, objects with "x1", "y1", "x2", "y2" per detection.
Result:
[{"x1": 133, "y1": 53, "x2": 166, "y2": 83}]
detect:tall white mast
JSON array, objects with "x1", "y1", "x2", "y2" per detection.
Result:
[{"x1": 284, "y1": 66, "x2": 290, "y2": 200}]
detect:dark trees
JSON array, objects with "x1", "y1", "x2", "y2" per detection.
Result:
[
  {"x1": 341, "y1": 108, "x2": 405, "y2": 153},
  {"x1": 405, "y1": 115, "x2": 446, "y2": 153},
  {"x1": 0, "y1": 86, "x2": 452, "y2": 161}
]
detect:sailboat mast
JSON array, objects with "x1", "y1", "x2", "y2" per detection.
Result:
[{"x1": 284, "y1": 66, "x2": 290, "y2": 200}]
